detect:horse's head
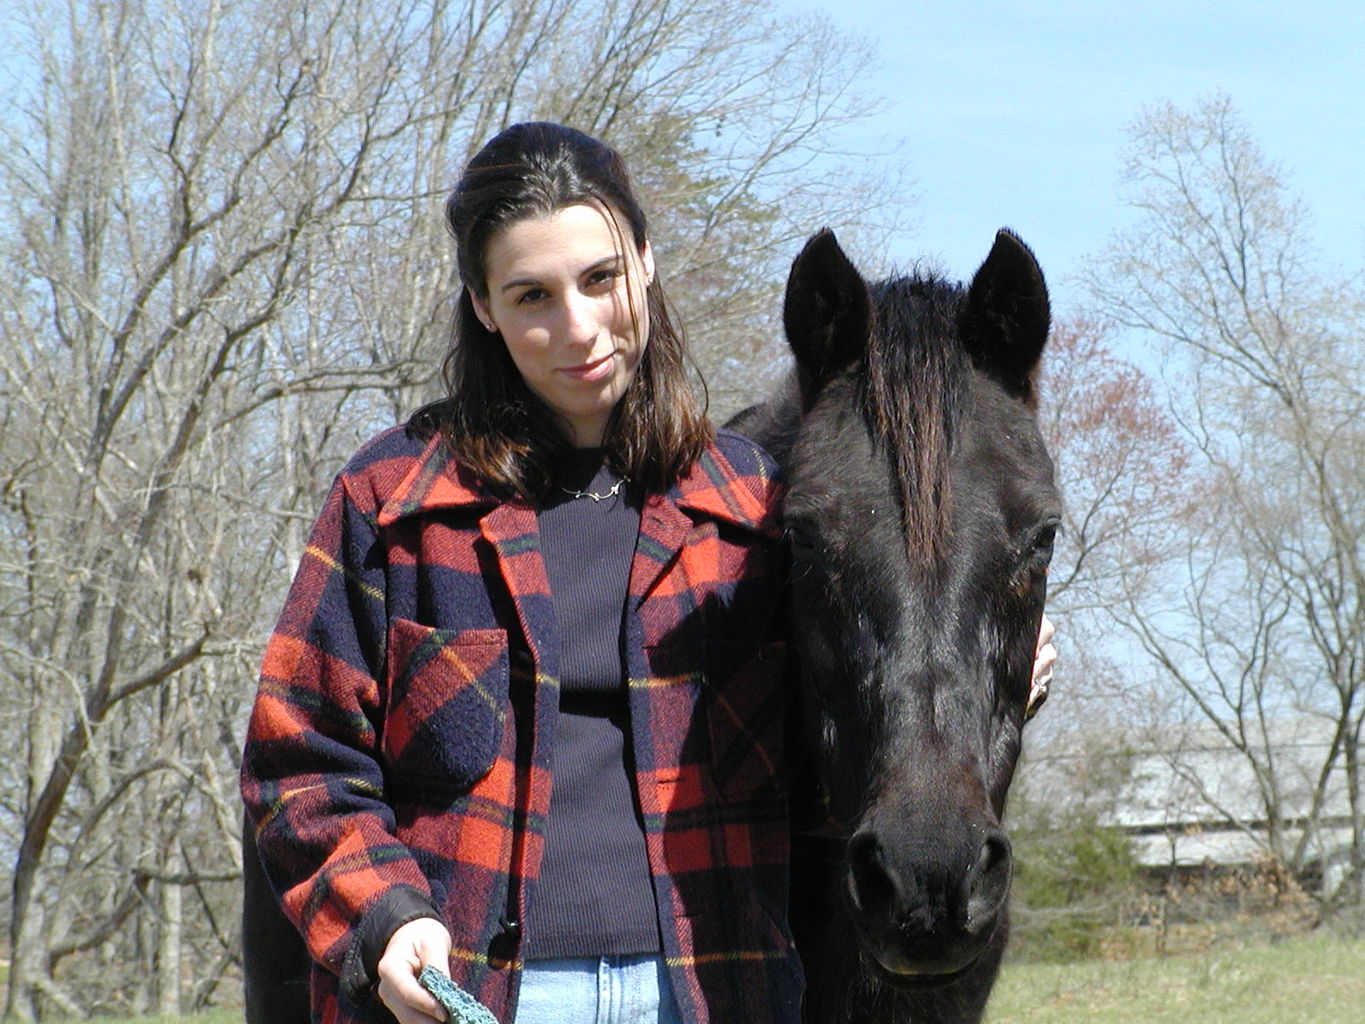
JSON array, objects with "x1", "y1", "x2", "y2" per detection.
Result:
[{"x1": 781, "y1": 229, "x2": 1058, "y2": 987}]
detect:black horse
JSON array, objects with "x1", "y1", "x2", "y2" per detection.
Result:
[
  {"x1": 241, "y1": 228, "x2": 1056, "y2": 1024},
  {"x1": 731, "y1": 227, "x2": 1057, "y2": 1024}
]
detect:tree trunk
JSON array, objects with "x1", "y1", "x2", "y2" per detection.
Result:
[{"x1": 158, "y1": 881, "x2": 183, "y2": 1017}]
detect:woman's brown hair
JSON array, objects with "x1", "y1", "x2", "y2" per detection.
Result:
[{"x1": 429, "y1": 122, "x2": 712, "y2": 500}]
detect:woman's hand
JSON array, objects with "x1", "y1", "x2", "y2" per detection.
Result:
[
  {"x1": 376, "y1": 917, "x2": 453, "y2": 1023},
  {"x1": 1027, "y1": 613, "x2": 1056, "y2": 720}
]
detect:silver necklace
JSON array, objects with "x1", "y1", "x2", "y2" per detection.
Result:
[{"x1": 560, "y1": 477, "x2": 627, "y2": 502}]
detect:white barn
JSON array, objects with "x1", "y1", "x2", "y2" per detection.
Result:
[{"x1": 1021, "y1": 718, "x2": 1359, "y2": 894}]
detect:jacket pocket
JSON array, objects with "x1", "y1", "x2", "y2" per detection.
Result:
[
  {"x1": 704, "y1": 640, "x2": 788, "y2": 798},
  {"x1": 382, "y1": 619, "x2": 508, "y2": 792}
]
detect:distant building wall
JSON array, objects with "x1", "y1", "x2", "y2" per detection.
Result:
[{"x1": 1020, "y1": 718, "x2": 1358, "y2": 891}]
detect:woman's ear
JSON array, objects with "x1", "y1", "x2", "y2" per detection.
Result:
[
  {"x1": 641, "y1": 240, "x2": 655, "y2": 286},
  {"x1": 468, "y1": 288, "x2": 496, "y2": 333}
]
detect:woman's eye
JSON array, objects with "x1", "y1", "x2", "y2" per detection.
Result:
[
  {"x1": 515, "y1": 287, "x2": 549, "y2": 305},
  {"x1": 586, "y1": 268, "x2": 621, "y2": 288}
]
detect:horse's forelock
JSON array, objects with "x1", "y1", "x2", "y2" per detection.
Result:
[{"x1": 863, "y1": 276, "x2": 969, "y2": 566}]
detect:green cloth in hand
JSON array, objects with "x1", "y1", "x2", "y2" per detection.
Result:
[{"x1": 418, "y1": 965, "x2": 500, "y2": 1024}]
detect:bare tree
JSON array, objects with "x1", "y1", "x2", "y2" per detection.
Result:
[
  {"x1": 1040, "y1": 318, "x2": 1194, "y2": 602},
  {"x1": 0, "y1": 0, "x2": 902, "y2": 1016},
  {"x1": 1081, "y1": 94, "x2": 1365, "y2": 913}
]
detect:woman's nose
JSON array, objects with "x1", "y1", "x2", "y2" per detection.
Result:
[{"x1": 560, "y1": 293, "x2": 598, "y2": 347}]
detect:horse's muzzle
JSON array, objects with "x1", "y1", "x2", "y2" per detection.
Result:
[{"x1": 845, "y1": 824, "x2": 1013, "y2": 978}]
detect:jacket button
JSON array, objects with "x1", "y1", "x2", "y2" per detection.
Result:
[{"x1": 498, "y1": 915, "x2": 521, "y2": 939}]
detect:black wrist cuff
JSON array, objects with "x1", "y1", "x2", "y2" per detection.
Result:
[{"x1": 340, "y1": 886, "x2": 443, "y2": 1004}]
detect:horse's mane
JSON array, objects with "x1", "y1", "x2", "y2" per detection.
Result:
[{"x1": 863, "y1": 274, "x2": 969, "y2": 566}]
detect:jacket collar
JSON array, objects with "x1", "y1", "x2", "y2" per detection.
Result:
[
  {"x1": 376, "y1": 434, "x2": 779, "y2": 536},
  {"x1": 376, "y1": 435, "x2": 498, "y2": 527},
  {"x1": 671, "y1": 443, "x2": 780, "y2": 537}
]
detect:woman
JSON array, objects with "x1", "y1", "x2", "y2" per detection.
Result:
[
  {"x1": 240, "y1": 122, "x2": 1058, "y2": 1024},
  {"x1": 241, "y1": 122, "x2": 798, "y2": 1024}
]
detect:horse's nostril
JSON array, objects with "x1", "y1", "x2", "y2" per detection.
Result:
[
  {"x1": 963, "y1": 831, "x2": 1012, "y2": 935},
  {"x1": 847, "y1": 831, "x2": 900, "y2": 917}
]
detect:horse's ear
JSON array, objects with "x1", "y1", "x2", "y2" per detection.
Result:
[
  {"x1": 784, "y1": 229, "x2": 872, "y2": 398},
  {"x1": 961, "y1": 229, "x2": 1050, "y2": 402}
]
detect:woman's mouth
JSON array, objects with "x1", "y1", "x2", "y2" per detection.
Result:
[{"x1": 559, "y1": 354, "x2": 615, "y2": 382}]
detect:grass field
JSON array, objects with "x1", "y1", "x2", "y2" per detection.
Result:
[
  {"x1": 986, "y1": 934, "x2": 1365, "y2": 1024},
  {"x1": 33, "y1": 934, "x2": 1365, "y2": 1023}
]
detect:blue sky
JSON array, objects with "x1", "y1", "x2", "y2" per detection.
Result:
[{"x1": 778, "y1": 0, "x2": 1365, "y2": 323}]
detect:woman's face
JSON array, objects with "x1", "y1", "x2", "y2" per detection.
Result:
[{"x1": 470, "y1": 202, "x2": 655, "y2": 447}]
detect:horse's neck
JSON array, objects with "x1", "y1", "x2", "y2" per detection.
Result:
[{"x1": 722, "y1": 370, "x2": 803, "y2": 467}]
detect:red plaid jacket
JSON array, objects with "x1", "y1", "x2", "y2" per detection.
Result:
[{"x1": 240, "y1": 424, "x2": 801, "y2": 1024}]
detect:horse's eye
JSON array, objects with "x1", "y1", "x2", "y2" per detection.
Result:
[
  {"x1": 784, "y1": 517, "x2": 819, "y2": 551},
  {"x1": 1030, "y1": 522, "x2": 1059, "y2": 569}
]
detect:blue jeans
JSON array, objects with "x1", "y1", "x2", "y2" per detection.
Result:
[{"x1": 515, "y1": 954, "x2": 683, "y2": 1024}]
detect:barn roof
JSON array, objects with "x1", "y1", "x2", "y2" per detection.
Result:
[{"x1": 1019, "y1": 718, "x2": 1357, "y2": 870}]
